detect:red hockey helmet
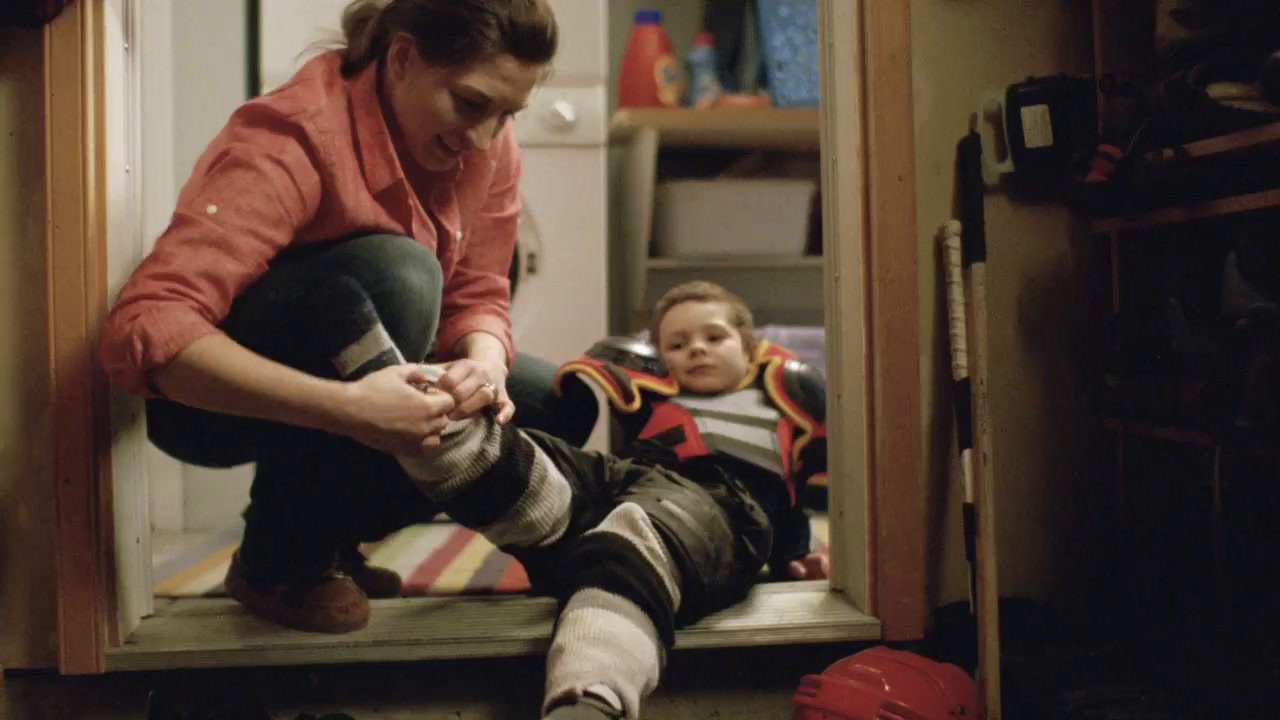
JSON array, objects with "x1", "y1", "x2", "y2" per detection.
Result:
[{"x1": 792, "y1": 646, "x2": 977, "y2": 720}]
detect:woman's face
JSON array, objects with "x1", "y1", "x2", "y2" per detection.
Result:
[{"x1": 382, "y1": 33, "x2": 544, "y2": 173}]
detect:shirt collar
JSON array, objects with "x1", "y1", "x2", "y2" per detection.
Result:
[{"x1": 348, "y1": 58, "x2": 406, "y2": 197}]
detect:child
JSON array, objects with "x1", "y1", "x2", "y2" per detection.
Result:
[
  {"x1": 438, "y1": 281, "x2": 827, "y2": 719},
  {"x1": 230, "y1": 281, "x2": 828, "y2": 719},
  {"x1": 557, "y1": 280, "x2": 830, "y2": 582}
]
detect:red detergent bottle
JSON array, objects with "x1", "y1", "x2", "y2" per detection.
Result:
[{"x1": 619, "y1": 9, "x2": 683, "y2": 108}]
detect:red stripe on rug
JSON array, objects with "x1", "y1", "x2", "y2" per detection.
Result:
[
  {"x1": 465, "y1": 547, "x2": 519, "y2": 594},
  {"x1": 493, "y1": 554, "x2": 530, "y2": 593},
  {"x1": 403, "y1": 525, "x2": 475, "y2": 595}
]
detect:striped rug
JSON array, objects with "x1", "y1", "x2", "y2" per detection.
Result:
[{"x1": 153, "y1": 516, "x2": 829, "y2": 598}]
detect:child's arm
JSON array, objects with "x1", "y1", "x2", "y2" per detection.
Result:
[
  {"x1": 768, "y1": 504, "x2": 823, "y2": 580},
  {"x1": 775, "y1": 360, "x2": 830, "y2": 580},
  {"x1": 791, "y1": 360, "x2": 829, "y2": 492}
]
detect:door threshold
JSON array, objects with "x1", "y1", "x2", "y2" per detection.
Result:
[{"x1": 107, "y1": 580, "x2": 880, "y2": 671}]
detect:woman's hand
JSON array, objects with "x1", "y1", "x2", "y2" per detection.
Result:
[
  {"x1": 434, "y1": 357, "x2": 515, "y2": 423},
  {"x1": 333, "y1": 364, "x2": 457, "y2": 455},
  {"x1": 786, "y1": 552, "x2": 830, "y2": 580}
]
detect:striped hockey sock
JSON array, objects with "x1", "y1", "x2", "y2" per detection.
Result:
[
  {"x1": 315, "y1": 277, "x2": 407, "y2": 379},
  {"x1": 543, "y1": 588, "x2": 662, "y2": 720},
  {"x1": 311, "y1": 285, "x2": 571, "y2": 551},
  {"x1": 395, "y1": 400, "x2": 572, "y2": 550},
  {"x1": 542, "y1": 503, "x2": 682, "y2": 720}
]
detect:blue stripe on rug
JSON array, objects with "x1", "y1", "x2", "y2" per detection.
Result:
[{"x1": 153, "y1": 522, "x2": 244, "y2": 585}]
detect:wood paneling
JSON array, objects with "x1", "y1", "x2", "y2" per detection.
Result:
[
  {"x1": 0, "y1": 24, "x2": 58, "y2": 672},
  {"x1": 46, "y1": 0, "x2": 115, "y2": 674},
  {"x1": 863, "y1": 0, "x2": 926, "y2": 640}
]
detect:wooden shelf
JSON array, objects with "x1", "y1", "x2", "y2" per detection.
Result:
[
  {"x1": 609, "y1": 107, "x2": 820, "y2": 150},
  {"x1": 1091, "y1": 187, "x2": 1280, "y2": 233},
  {"x1": 1091, "y1": 122, "x2": 1280, "y2": 233},
  {"x1": 1103, "y1": 417, "x2": 1214, "y2": 446},
  {"x1": 647, "y1": 255, "x2": 823, "y2": 270},
  {"x1": 1147, "y1": 120, "x2": 1280, "y2": 163},
  {"x1": 1102, "y1": 417, "x2": 1279, "y2": 456}
]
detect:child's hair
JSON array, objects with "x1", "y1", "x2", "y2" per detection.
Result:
[{"x1": 650, "y1": 281, "x2": 757, "y2": 353}]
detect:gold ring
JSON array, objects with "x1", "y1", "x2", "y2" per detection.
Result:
[{"x1": 480, "y1": 381, "x2": 497, "y2": 396}]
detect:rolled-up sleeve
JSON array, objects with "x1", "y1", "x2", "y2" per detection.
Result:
[
  {"x1": 435, "y1": 126, "x2": 520, "y2": 364},
  {"x1": 99, "y1": 114, "x2": 323, "y2": 396}
]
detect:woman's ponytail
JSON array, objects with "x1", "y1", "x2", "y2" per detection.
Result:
[
  {"x1": 337, "y1": 0, "x2": 557, "y2": 77},
  {"x1": 339, "y1": 0, "x2": 392, "y2": 75}
]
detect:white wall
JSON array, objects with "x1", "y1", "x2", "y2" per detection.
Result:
[
  {"x1": 912, "y1": 0, "x2": 1095, "y2": 604},
  {"x1": 172, "y1": 0, "x2": 250, "y2": 189},
  {"x1": 105, "y1": 0, "x2": 156, "y2": 636},
  {"x1": 165, "y1": 0, "x2": 255, "y2": 531}
]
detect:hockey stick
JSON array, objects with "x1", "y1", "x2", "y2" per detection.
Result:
[
  {"x1": 958, "y1": 130, "x2": 1002, "y2": 720},
  {"x1": 938, "y1": 218, "x2": 977, "y2": 614}
]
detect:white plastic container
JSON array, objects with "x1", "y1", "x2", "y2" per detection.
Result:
[{"x1": 652, "y1": 178, "x2": 817, "y2": 257}]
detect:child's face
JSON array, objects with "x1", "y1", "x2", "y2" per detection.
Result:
[{"x1": 657, "y1": 300, "x2": 751, "y2": 395}]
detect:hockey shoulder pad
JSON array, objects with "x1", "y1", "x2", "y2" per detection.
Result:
[{"x1": 552, "y1": 336, "x2": 678, "y2": 413}]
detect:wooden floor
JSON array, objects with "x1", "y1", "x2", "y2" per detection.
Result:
[
  {"x1": 11, "y1": 641, "x2": 874, "y2": 719},
  {"x1": 108, "y1": 580, "x2": 879, "y2": 672}
]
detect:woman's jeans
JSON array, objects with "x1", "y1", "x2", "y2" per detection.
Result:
[{"x1": 145, "y1": 234, "x2": 600, "y2": 585}]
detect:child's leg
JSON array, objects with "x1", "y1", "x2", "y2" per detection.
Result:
[
  {"x1": 541, "y1": 470, "x2": 765, "y2": 720},
  {"x1": 394, "y1": 407, "x2": 578, "y2": 552},
  {"x1": 540, "y1": 500, "x2": 681, "y2": 720},
  {"x1": 398, "y1": 427, "x2": 763, "y2": 720}
]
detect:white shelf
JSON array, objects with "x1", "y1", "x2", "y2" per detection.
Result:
[
  {"x1": 646, "y1": 255, "x2": 823, "y2": 270},
  {"x1": 609, "y1": 108, "x2": 821, "y2": 150}
]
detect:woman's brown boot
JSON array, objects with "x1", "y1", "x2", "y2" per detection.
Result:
[{"x1": 224, "y1": 551, "x2": 370, "y2": 633}]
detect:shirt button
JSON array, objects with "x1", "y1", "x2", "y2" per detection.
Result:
[{"x1": 455, "y1": 229, "x2": 463, "y2": 241}]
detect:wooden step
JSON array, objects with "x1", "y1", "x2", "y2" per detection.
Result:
[{"x1": 106, "y1": 581, "x2": 879, "y2": 671}]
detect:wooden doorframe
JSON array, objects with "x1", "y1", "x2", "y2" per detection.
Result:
[
  {"x1": 45, "y1": 0, "x2": 117, "y2": 675},
  {"x1": 860, "y1": 0, "x2": 925, "y2": 641},
  {"x1": 47, "y1": 0, "x2": 924, "y2": 673}
]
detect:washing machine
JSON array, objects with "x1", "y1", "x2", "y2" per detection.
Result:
[
  {"x1": 507, "y1": 0, "x2": 610, "y2": 448},
  {"x1": 507, "y1": 0, "x2": 609, "y2": 364},
  {"x1": 258, "y1": 0, "x2": 610, "y2": 439}
]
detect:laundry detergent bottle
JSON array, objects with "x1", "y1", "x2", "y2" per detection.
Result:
[
  {"x1": 686, "y1": 30, "x2": 723, "y2": 108},
  {"x1": 619, "y1": 9, "x2": 683, "y2": 108}
]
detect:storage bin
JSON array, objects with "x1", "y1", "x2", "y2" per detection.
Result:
[
  {"x1": 652, "y1": 178, "x2": 817, "y2": 257},
  {"x1": 754, "y1": 0, "x2": 820, "y2": 108}
]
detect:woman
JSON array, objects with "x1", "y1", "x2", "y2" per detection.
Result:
[{"x1": 98, "y1": 0, "x2": 597, "y2": 633}]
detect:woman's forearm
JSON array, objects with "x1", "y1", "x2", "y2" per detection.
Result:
[
  {"x1": 453, "y1": 331, "x2": 509, "y2": 369},
  {"x1": 149, "y1": 333, "x2": 353, "y2": 434}
]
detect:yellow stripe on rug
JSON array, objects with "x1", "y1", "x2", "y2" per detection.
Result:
[
  {"x1": 367, "y1": 523, "x2": 457, "y2": 578},
  {"x1": 153, "y1": 541, "x2": 238, "y2": 596},
  {"x1": 811, "y1": 515, "x2": 829, "y2": 549},
  {"x1": 153, "y1": 513, "x2": 832, "y2": 597},
  {"x1": 430, "y1": 530, "x2": 499, "y2": 593}
]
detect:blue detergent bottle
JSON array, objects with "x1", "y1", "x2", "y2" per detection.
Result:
[{"x1": 686, "y1": 30, "x2": 723, "y2": 108}]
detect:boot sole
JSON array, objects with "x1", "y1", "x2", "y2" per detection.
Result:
[{"x1": 225, "y1": 556, "x2": 370, "y2": 634}]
